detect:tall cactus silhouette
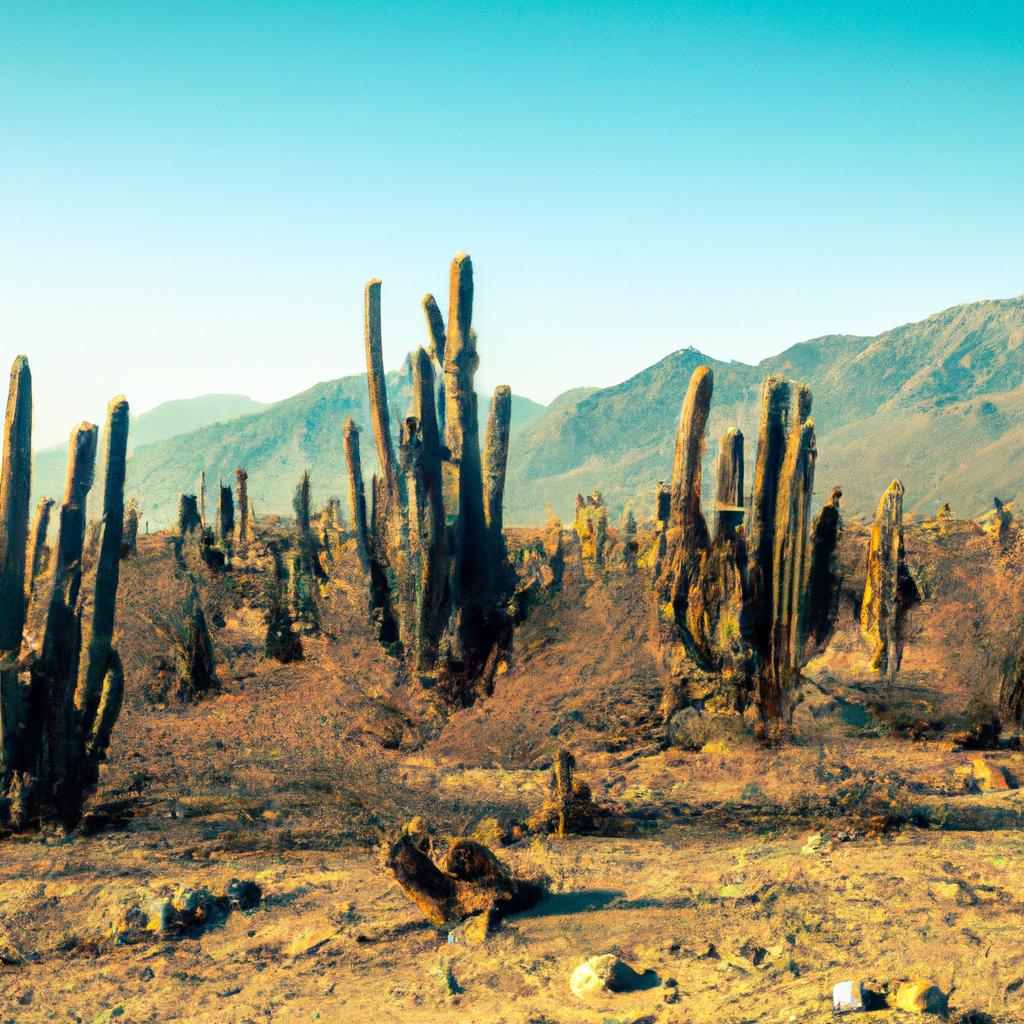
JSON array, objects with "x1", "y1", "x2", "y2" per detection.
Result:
[
  {"x1": 0, "y1": 358, "x2": 129, "y2": 830},
  {"x1": 861, "y1": 479, "x2": 918, "y2": 683},
  {"x1": 235, "y1": 468, "x2": 250, "y2": 546},
  {"x1": 344, "y1": 253, "x2": 513, "y2": 700},
  {"x1": 658, "y1": 366, "x2": 842, "y2": 727}
]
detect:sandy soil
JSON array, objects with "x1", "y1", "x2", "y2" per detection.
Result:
[{"x1": 3, "y1": 520, "x2": 1024, "y2": 1022}]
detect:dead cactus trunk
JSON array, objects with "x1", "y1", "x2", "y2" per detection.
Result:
[{"x1": 0, "y1": 363, "x2": 129, "y2": 831}]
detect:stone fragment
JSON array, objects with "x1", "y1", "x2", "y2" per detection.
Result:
[
  {"x1": 971, "y1": 758, "x2": 1011, "y2": 792},
  {"x1": 569, "y1": 954, "x2": 654, "y2": 999},
  {"x1": 889, "y1": 981, "x2": 948, "y2": 1015}
]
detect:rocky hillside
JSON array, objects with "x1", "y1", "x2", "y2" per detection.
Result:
[
  {"x1": 32, "y1": 297, "x2": 1024, "y2": 526},
  {"x1": 507, "y1": 296, "x2": 1024, "y2": 523}
]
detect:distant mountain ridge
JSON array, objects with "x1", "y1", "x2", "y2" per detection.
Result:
[
  {"x1": 504, "y1": 296, "x2": 1024, "y2": 524},
  {"x1": 30, "y1": 297, "x2": 1024, "y2": 527},
  {"x1": 128, "y1": 394, "x2": 268, "y2": 450}
]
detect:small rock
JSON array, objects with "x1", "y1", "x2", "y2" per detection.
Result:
[
  {"x1": 0, "y1": 930, "x2": 26, "y2": 965},
  {"x1": 929, "y1": 881, "x2": 962, "y2": 902},
  {"x1": 971, "y1": 759, "x2": 1010, "y2": 792},
  {"x1": 890, "y1": 981, "x2": 948, "y2": 1015},
  {"x1": 287, "y1": 922, "x2": 340, "y2": 958},
  {"x1": 801, "y1": 832, "x2": 831, "y2": 855},
  {"x1": 737, "y1": 939, "x2": 768, "y2": 966},
  {"x1": 569, "y1": 954, "x2": 654, "y2": 998},
  {"x1": 462, "y1": 910, "x2": 494, "y2": 946},
  {"x1": 833, "y1": 980, "x2": 864, "y2": 1012},
  {"x1": 225, "y1": 878, "x2": 262, "y2": 911},
  {"x1": 662, "y1": 977, "x2": 679, "y2": 1004}
]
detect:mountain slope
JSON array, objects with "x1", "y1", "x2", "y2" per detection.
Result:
[
  {"x1": 32, "y1": 393, "x2": 267, "y2": 510},
  {"x1": 505, "y1": 297, "x2": 1024, "y2": 523},
  {"x1": 129, "y1": 394, "x2": 268, "y2": 449},
  {"x1": 32, "y1": 297, "x2": 1024, "y2": 527},
  {"x1": 53, "y1": 375, "x2": 547, "y2": 527}
]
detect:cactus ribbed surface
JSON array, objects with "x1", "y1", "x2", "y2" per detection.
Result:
[
  {"x1": 294, "y1": 470, "x2": 311, "y2": 535},
  {"x1": 26, "y1": 497, "x2": 54, "y2": 594},
  {"x1": 77, "y1": 396, "x2": 129, "y2": 729},
  {"x1": 344, "y1": 253, "x2": 513, "y2": 702},
  {"x1": 658, "y1": 366, "x2": 716, "y2": 662},
  {"x1": 407, "y1": 347, "x2": 447, "y2": 669},
  {"x1": 365, "y1": 280, "x2": 397, "y2": 497},
  {"x1": 861, "y1": 479, "x2": 917, "y2": 683},
  {"x1": 235, "y1": 468, "x2": 249, "y2": 546},
  {"x1": 0, "y1": 356, "x2": 129, "y2": 831},
  {"x1": 0, "y1": 357, "x2": 32, "y2": 783},
  {"x1": 669, "y1": 364, "x2": 713, "y2": 556},
  {"x1": 218, "y1": 485, "x2": 234, "y2": 544},
  {"x1": 0, "y1": 356, "x2": 32, "y2": 658},
  {"x1": 482, "y1": 385, "x2": 512, "y2": 573},
  {"x1": 574, "y1": 492, "x2": 609, "y2": 574},
  {"x1": 343, "y1": 420, "x2": 370, "y2": 568},
  {"x1": 659, "y1": 366, "x2": 842, "y2": 728},
  {"x1": 715, "y1": 428, "x2": 744, "y2": 541}
]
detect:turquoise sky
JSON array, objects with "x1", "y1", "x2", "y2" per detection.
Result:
[{"x1": 2, "y1": 1, "x2": 1022, "y2": 446}]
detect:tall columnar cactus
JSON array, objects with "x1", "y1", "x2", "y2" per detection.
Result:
[
  {"x1": 658, "y1": 367, "x2": 842, "y2": 726},
  {"x1": 715, "y1": 428, "x2": 744, "y2": 540},
  {"x1": 294, "y1": 470, "x2": 311, "y2": 534},
  {"x1": 343, "y1": 253, "x2": 513, "y2": 698},
  {"x1": 178, "y1": 494, "x2": 201, "y2": 535},
  {"x1": 77, "y1": 397, "x2": 129, "y2": 730},
  {"x1": 122, "y1": 498, "x2": 140, "y2": 558},
  {"x1": 235, "y1": 467, "x2": 250, "y2": 546},
  {"x1": 483, "y1": 385, "x2": 512, "y2": 571},
  {"x1": 26, "y1": 497, "x2": 55, "y2": 593},
  {"x1": 175, "y1": 589, "x2": 218, "y2": 701},
  {"x1": 656, "y1": 368, "x2": 723, "y2": 670},
  {"x1": 343, "y1": 420, "x2": 370, "y2": 568},
  {"x1": 0, "y1": 357, "x2": 129, "y2": 830},
  {"x1": 574, "y1": 491, "x2": 609, "y2": 573},
  {"x1": 861, "y1": 479, "x2": 918, "y2": 684},
  {"x1": 0, "y1": 357, "x2": 33, "y2": 776},
  {"x1": 218, "y1": 485, "x2": 235, "y2": 545}
]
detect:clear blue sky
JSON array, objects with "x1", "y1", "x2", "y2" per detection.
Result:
[{"x1": 2, "y1": 1, "x2": 1022, "y2": 446}]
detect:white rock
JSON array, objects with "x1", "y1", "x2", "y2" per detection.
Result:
[
  {"x1": 570, "y1": 954, "x2": 627, "y2": 999},
  {"x1": 832, "y1": 980, "x2": 864, "y2": 1012}
]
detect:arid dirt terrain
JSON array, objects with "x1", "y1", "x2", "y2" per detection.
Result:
[{"x1": 3, "y1": 517, "x2": 1024, "y2": 1023}]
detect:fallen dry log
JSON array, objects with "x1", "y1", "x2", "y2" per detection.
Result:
[{"x1": 384, "y1": 818, "x2": 544, "y2": 932}]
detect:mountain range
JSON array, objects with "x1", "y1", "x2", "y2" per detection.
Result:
[{"x1": 30, "y1": 296, "x2": 1024, "y2": 528}]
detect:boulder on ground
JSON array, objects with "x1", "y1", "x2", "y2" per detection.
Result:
[
  {"x1": 889, "y1": 980, "x2": 948, "y2": 1015},
  {"x1": 569, "y1": 954, "x2": 657, "y2": 999}
]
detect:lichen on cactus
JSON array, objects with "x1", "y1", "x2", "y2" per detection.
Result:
[
  {"x1": 26, "y1": 497, "x2": 54, "y2": 596},
  {"x1": 0, "y1": 357, "x2": 129, "y2": 830},
  {"x1": 343, "y1": 253, "x2": 514, "y2": 703},
  {"x1": 574, "y1": 491, "x2": 609, "y2": 574},
  {"x1": 861, "y1": 479, "x2": 919, "y2": 684},
  {"x1": 658, "y1": 366, "x2": 843, "y2": 728}
]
